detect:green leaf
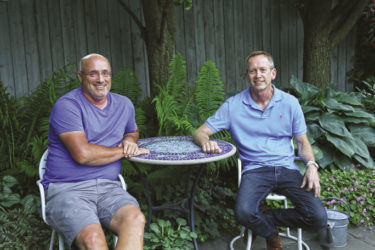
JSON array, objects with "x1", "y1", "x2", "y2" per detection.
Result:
[
  {"x1": 307, "y1": 123, "x2": 325, "y2": 140},
  {"x1": 333, "y1": 153, "x2": 353, "y2": 170},
  {"x1": 322, "y1": 98, "x2": 355, "y2": 112},
  {"x1": 349, "y1": 125, "x2": 375, "y2": 147},
  {"x1": 349, "y1": 136, "x2": 370, "y2": 159},
  {"x1": 325, "y1": 133, "x2": 355, "y2": 158},
  {"x1": 353, "y1": 154, "x2": 374, "y2": 169},
  {"x1": 319, "y1": 113, "x2": 351, "y2": 137},
  {"x1": 1, "y1": 193, "x2": 21, "y2": 207},
  {"x1": 336, "y1": 92, "x2": 363, "y2": 106},
  {"x1": 316, "y1": 144, "x2": 334, "y2": 168},
  {"x1": 346, "y1": 108, "x2": 375, "y2": 119},
  {"x1": 312, "y1": 145, "x2": 323, "y2": 161},
  {"x1": 305, "y1": 112, "x2": 320, "y2": 123},
  {"x1": 302, "y1": 106, "x2": 321, "y2": 113},
  {"x1": 289, "y1": 75, "x2": 320, "y2": 101},
  {"x1": 176, "y1": 218, "x2": 187, "y2": 226},
  {"x1": 2, "y1": 176, "x2": 18, "y2": 188},
  {"x1": 150, "y1": 223, "x2": 161, "y2": 234},
  {"x1": 343, "y1": 117, "x2": 369, "y2": 125}
]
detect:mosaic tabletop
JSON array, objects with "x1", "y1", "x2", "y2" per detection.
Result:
[{"x1": 129, "y1": 136, "x2": 236, "y2": 165}]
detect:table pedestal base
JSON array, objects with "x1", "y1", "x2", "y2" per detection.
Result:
[{"x1": 130, "y1": 162, "x2": 204, "y2": 250}]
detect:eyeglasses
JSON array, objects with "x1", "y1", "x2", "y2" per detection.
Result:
[
  {"x1": 82, "y1": 70, "x2": 112, "y2": 79},
  {"x1": 247, "y1": 67, "x2": 273, "y2": 75}
]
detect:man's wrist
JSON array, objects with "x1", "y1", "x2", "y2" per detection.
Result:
[{"x1": 306, "y1": 161, "x2": 319, "y2": 169}]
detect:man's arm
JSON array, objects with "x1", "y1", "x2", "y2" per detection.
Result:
[
  {"x1": 193, "y1": 124, "x2": 222, "y2": 153},
  {"x1": 118, "y1": 129, "x2": 147, "y2": 158},
  {"x1": 295, "y1": 133, "x2": 320, "y2": 197},
  {"x1": 59, "y1": 131, "x2": 126, "y2": 166}
]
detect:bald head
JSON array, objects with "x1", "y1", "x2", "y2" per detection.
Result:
[{"x1": 79, "y1": 53, "x2": 110, "y2": 72}]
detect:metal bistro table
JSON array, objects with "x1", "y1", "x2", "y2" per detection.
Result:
[{"x1": 128, "y1": 136, "x2": 236, "y2": 250}]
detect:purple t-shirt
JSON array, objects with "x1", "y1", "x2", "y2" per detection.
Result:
[{"x1": 42, "y1": 88, "x2": 137, "y2": 188}]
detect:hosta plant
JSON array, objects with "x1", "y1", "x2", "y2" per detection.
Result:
[{"x1": 289, "y1": 76, "x2": 375, "y2": 170}]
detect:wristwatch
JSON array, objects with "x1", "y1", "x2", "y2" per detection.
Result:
[{"x1": 306, "y1": 161, "x2": 319, "y2": 169}]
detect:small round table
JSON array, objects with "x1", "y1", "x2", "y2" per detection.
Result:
[{"x1": 129, "y1": 136, "x2": 236, "y2": 250}]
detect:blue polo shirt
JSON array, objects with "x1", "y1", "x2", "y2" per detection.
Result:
[{"x1": 205, "y1": 85, "x2": 306, "y2": 172}]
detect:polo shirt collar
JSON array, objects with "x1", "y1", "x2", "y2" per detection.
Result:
[{"x1": 243, "y1": 84, "x2": 282, "y2": 108}]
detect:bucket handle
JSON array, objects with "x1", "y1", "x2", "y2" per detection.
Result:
[{"x1": 322, "y1": 197, "x2": 351, "y2": 218}]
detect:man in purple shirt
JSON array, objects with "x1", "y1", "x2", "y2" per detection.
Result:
[
  {"x1": 43, "y1": 53, "x2": 148, "y2": 249},
  {"x1": 193, "y1": 51, "x2": 326, "y2": 250}
]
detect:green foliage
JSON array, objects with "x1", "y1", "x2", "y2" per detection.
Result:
[
  {"x1": 0, "y1": 175, "x2": 51, "y2": 248},
  {"x1": 144, "y1": 218, "x2": 197, "y2": 249},
  {"x1": 0, "y1": 64, "x2": 80, "y2": 177},
  {"x1": 289, "y1": 76, "x2": 375, "y2": 170},
  {"x1": 355, "y1": 76, "x2": 375, "y2": 113},
  {"x1": 153, "y1": 53, "x2": 197, "y2": 136},
  {"x1": 195, "y1": 60, "x2": 224, "y2": 123},
  {"x1": 193, "y1": 176, "x2": 238, "y2": 242},
  {"x1": 320, "y1": 169, "x2": 375, "y2": 226}
]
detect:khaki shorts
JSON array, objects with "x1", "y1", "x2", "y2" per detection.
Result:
[{"x1": 45, "y1": 179, "x2": 139, "y2": 248}]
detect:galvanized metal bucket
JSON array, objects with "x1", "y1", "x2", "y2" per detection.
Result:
[{"x1": 318, "y1": 197, "x2": 351, "y2": 248}]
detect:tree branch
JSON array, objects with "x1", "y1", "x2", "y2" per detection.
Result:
[
  {"x1": 329, "y1": 0, "x2": 368, "y2": 45},
  {"x1": 117, "y1": 0, "x2": 146, "y2": 37}
]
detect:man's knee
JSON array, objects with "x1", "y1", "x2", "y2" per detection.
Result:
[
  {"x1": 235, "y1": 204, "x2": 258, "y2": 226},
  {"x1": 75, "y1": 224, "x2": 107, "y2": 249},
  {"x1": 306, "y1": 207, "x2": 328, "y2": 230},
  {"x1": 113, "y1": 205, "x2": 146, "y2": 230}
]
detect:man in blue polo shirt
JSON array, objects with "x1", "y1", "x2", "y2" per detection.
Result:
[
  {"x1": 193, "y1": 51, "x2": 327, "y2": 250},
  {"x1": 43, "y1": 53, "x2": 148, "y2": 249}
]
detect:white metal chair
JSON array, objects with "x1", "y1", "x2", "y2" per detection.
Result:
[
  {"x1": 36, "y1": 149, "x2": 127, "y2": 249},
  {"x1": 229, "y1": 159, "x2": 310, "y2": 250}
]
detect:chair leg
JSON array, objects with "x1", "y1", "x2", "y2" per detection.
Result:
[
  {"x1": 297, "y1": 228, "x2": 302, "y2": 250},
  {"x1": 113, "y1": 235, "x2": 118, "y2": 248},
  {"x1": 49, "y1": 230, "x2": 56, "y2": 250},
  {"x1": 58, "y1": 234, "x2": 65, "y2": 250},
  {"x1": 246, "y1": 229, "x2": 252, "y2": 250}
]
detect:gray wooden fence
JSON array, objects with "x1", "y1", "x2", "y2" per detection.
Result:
[{"x1": 0, "y1": 0, "x2": 355, "y2": 99}]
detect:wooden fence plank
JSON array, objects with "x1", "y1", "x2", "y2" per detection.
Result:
[
  {"x1": 223, "y1": 0, "x2": 235, "y2": 92},
  {"x1": 234, "y1": 0, "x2": 245, "y2": 90},
  {"x1": 96, "y1": 0, "x2": 111, "y2": 59},
  {"x1": 194, "y1": 0, "x2": 205, "y2": 71},
  {"x1": 108, "y1": 0, "x2": 122, "y2": 75},
  {"x1": 0, "y1": 0, "x2": 359, "y2": 97},
  {"x1": 60, "y1": 0, "x2": 78, "y2": 67},
  {"x1": 213, "y1": 0, "x2": 226, "y2": 88},
  {"x1": 183, "y1": 3, "x2": 197, "y2": 83},
  {"x1": 118, "y1": 0, "x2": 134, "y2": 70},
  {"x1": 21, "y1": 0, "x2": 41, "y2": 93},
  {"x1": 8, "y1": 0, "x2": 28, "y2": 98},
  {"x1": 74, "y1": 0, "x2": 88, "y2": 67},
  {"x1": 0, "y1": 1, "x2": 15, "y2": 95},
  {"x1": 84, "y1": 0, "x2": 99, "y2": 53},
  {"x1": 47, "y1": 0, "x2": 65, "y2": 72},
  {"x1": 35, "y1": 0, "x2": 53, "y2": 82}
]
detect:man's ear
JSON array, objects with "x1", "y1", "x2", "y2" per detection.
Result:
[
  {"x1": 77, "y1": 72, "x2": 83, "y2": 83},
  {"x1": 271, "y1": 68, "x2": 277, "y2": 80}
]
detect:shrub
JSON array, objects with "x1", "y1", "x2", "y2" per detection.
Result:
[
  {"x1": 289, "y1": 76, "x2": 375, "y2": 170},
  {"x1": 144, "y1": 218, "x2": 197, "y2": 249},
  {"x1": 320, "y1": 169, "x2": 375, "y2": 226}
]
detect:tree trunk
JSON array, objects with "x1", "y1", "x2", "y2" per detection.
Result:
[
  {"x1": 302, "y1": 28, "x2": 333, "y2": 88},
  {"x1": 298, "y1": 0, "x2": 368, "y2": 88},
  {"x1": 141, "y1": 0, "x2": 175, "y2": 98}
]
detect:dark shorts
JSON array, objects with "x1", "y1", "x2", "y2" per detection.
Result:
[{"x1": 45, "y1": 179, "x2": 139, "y2": 247}]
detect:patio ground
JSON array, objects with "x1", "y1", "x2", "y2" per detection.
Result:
[{"x1": 198, "y1": 226, "x2": 375, "y2": 250}]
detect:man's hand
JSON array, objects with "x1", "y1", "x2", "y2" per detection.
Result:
[
  {"x1": 201, "y1": 140, "x2": 222, "y2": 154},
  {"x1": 118, "y1": 140, "x2": 149, "y2": 158},
  {"x1": 300, "y1": 164, "x2": 320, "y2": 197}
]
